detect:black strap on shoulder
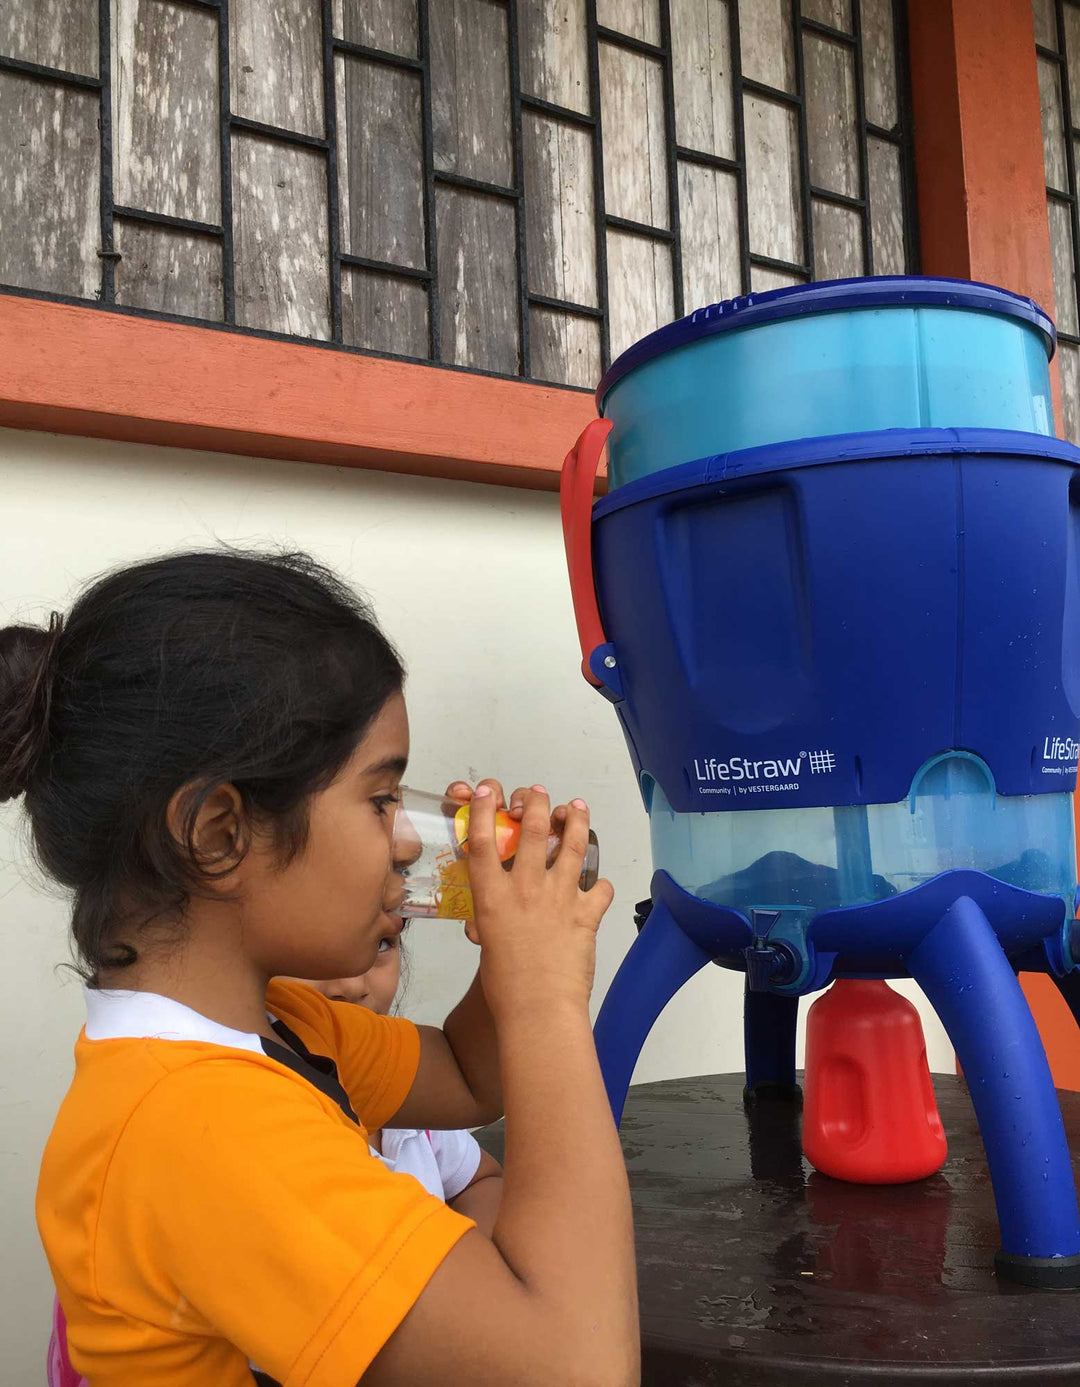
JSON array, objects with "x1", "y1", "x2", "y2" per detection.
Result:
[{"x1": 261, "y1": 1018, "x2": 359, "y2": 1126}]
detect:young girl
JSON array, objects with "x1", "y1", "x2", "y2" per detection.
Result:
[
  {"x1": 3, "y1": 550, "x2": 637, "y2": 1387},
  {"x1": 300, "y1": 925, "x2": 504, "y2": 1236}
]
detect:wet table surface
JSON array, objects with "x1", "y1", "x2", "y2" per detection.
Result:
[{"x1": 476, "y1": 1074, "x2": 1080, "y2": 1385}]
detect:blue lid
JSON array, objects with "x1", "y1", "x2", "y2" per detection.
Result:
[
  {"x1": 592, "y1": 427, "x2": 1080, "y2": 520},
  {"x1": 595, "y1": 276, "x2": 1057, "y2": 411}
]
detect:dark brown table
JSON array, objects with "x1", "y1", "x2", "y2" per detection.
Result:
[{"x1": 476, "y1": 1074, "x2": 1080, "y2": 1384}]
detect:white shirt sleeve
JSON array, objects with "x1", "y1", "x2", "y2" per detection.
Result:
[{"x1": 425, "y1": 1128, "x2": 484, "y2": 1201}]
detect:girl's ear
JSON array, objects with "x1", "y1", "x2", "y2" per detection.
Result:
[{"x1": 166, "y1": 781, "x2": 248, "y2": 875}]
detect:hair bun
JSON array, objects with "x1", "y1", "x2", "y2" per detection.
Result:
[{"x1": 0, "y1": 613, "x2": 64, "y2": 802}]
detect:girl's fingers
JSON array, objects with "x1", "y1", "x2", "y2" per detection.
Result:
[
  {"x1": 464, "y1": 784, "x2": 500, "y2": 884},
  {"x1": 446, "y1": 781, "x2": 473, "y2": 802},
  {"x1": 477, "y1": 777, "x2": 507, "y2": 809},
  {"x1": 515, "y1": 785, "x2": 552, "y2": 871},
  {"x1": 553, "y1": 800, "x2": 591, "y2": 884},
  {"x1": 508, "y1": 786, "x2": 530, "y2": 819}
]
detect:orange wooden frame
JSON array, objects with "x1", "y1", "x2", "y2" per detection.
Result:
[{"x1": 0, "y1": 295, "x2": 597, "y2": 490}]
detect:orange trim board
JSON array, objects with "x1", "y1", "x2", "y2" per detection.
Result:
[{"x1": 0, "y1": 294, "x2": 600, "y2": 491}]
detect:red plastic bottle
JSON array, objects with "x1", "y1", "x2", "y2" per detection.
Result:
[{"x1": 802, "y1": 979, "x2": 947, "y2": 1184}]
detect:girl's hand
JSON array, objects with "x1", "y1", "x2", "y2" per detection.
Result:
[{"x1": 464, "y1": 784, "x2": 613, "y2": 1017}]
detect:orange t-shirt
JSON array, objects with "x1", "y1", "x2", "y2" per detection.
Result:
[{"x1": 36, "y1": 980, "x2": 473, "y2": 1387}]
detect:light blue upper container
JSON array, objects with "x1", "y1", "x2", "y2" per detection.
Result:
[{"x1": 597, "y1": 276, "x2": 1057, "y2": 490}]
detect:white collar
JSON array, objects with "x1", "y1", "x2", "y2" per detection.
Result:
[{"x1": 83, "y1": 988, "x2": 264, "y2": 1054}]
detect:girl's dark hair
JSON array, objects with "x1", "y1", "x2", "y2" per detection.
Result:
[{"x1": 0, "y1": 550, "x2": 404, "y2": 982}]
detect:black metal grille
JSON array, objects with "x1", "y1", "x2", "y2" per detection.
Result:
[{"x1": 0, "y1": 0, "x2": 918, "y2": 388}]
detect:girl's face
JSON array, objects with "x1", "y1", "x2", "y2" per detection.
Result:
[
  {"x1": 237, "y1": 693, "x2": 411, "y2": 981},
  {"x1": 306, "y1": 924, "x2": 404, "y2": 1014}
]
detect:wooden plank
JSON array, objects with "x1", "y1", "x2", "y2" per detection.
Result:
[
  {"x1": 431, "y1": 0, "x2": 513, "y2": 186},
  {"x1": 1048, "y1": 198, "x2": 1079, "y2": 336},
  {"x1": 2, "y1": 0, "x2": 98, "y2": 76},
  {"x1": 436, "y1": 185, "x2": 519, "y2": 373},
  {"x1": 812, "y1": 197, "x2": 863, "y2": 279},
  {"x1": 529, "y1": 307, "x2": 601, "y2": 387},
  {"x1": 600, "y1": 43, "x2": 668, "y2": 228},
  {"x1": 596, "y1": 0, "x2": 659, "y2": 46},
  {"x1": 750, "y1": 264, "x2": 799, "y2": 291},
  {"x1": 232, "y1": 133, "x2": 331, "y2": 339},
  {"x1": 231, "y1": 0, "x2": 325, "y2": 139},
  {"x1": 335, "y1": 0, "x2": 418, "y2": 58},
  {"x1": 1032, "y1": 0, "x2": 1057, "y2": 51},
  {"x1": 522, "y1": 111, "x2": 597, "y2": 306},
  {"x1": 113, "y1": 0, "x2": 220, "y2": 223},
  {"x1": 861, "y1": 0, "x2": 898, "y2": 131},
  {"x1": 678, "y1": 160, "x2": 741, "y2": 308},
  {"x1": 0, "y1": 73, "x2": 100, "y2": 298},
  {"x1": 802, "y1": 0, "x2": 849, "y2": 28},
  {"x1": 113, "y1": 221, "x2": 224, "y2": 320},
  {"x1": 671, "y1": 0, "x2": 734, "y2": 160},
  {"x1": 606, "y1": 229, "x2": 673, "y2": 359},
  {"x1": 739, "y1": 0, "x2": 795, "y2": 95},
  {"x1": 1039, "y1": 54, "x2": 1069, "y2": 193},
  {"x1": 867, "y1": 133, "x2": 906, "y2": 274},
  {"x1": 519, "y1": 0, "x2": 590, "y2": 115},
  {"x1": 342, "y1": 269, "x2": 429, "y2": 357},
  {"x1": 1060, "y1": 340, "x2": 1080, "y2": 444},
  {"x1": 804, "y1": 33, "x2": 859, "y2": 198},
  {"x1": 744, "y1": 93, "x2": 803, "y2": 264},
  {"x1": 1066, "y1": 6, "x2": 1080, "y2": 115},
  {"x1": 0, "y1": 295, "x2": 599, "y2": 490},
  {"x1": 336, "y1": 55, "x2": 425, "y2": 269}
]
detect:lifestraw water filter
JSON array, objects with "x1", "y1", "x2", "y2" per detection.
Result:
[{"x1": 562, "y1": 276, "x2": 1080, "y2": 1287}]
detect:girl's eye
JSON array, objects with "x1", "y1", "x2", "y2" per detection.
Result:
[
  {"x1": 372, "y1": 793, "x2": 400, "y2": 818},
  {"x1": 376, "y1": 937, "x2": 396, "y2": 954}
]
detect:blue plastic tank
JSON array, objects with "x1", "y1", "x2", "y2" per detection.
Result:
[{"x1": 598, "y1": 277, "x2": 1056, "y2": 490}]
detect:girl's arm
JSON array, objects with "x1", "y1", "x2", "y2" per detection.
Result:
[
  {"x1": 447, "y1": 1151, "x2": 503, "y2": 1237},
  {"x1": 364, "y1": 789, "x2": 639, "y2": 1387},
  {"x1": 393, "y1": 975, "x2": 502, "y2": 1129}
]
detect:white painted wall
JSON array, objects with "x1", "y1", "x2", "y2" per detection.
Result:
[{"x1": 0, "y1": 426, "x2": 953, "y2": 1381}]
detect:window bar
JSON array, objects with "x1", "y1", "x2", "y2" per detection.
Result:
[
  {"x1": 521, "y1": 93, "x2": 597, "y2": 128},
  {"x1": 229, "y1": 115, "x2": 330, "y2": 149},
  {"x1": 321, "y1": 0, "x2": 344, "y2": 343},
  {"x1": 341, "y1": 253, "x2": 433, "y2": 281},
  {"x1": 0, "y1": 55, "x2": 101, "y2": 88},
  {"x1": 728, "y1": 0, "x2": 754, "y2": 295},
  {"x1": 1056, "y1": 0, "x2": 1080, "y2": 336},
  {"x1": 595, "y1": 26, "x2": 665, "y2": 59},
  {"x1": 506, "y1": 0, "x2": 531, "y2": 377},
  {"x1": 606, "y1": 215, "x2": 676, "y2": 242},
  {"x1": 98, "y1": 0, "x2": 118, "y2": 302},
  {"x1": 658, "y1": 0, "x2": 685, "y2": 318},
  {"x1": 893, "y1": 0, "x2": 920, "y2": 273},
  {"x1": 417, "y1": 0, "x2": 440, "y2": 361},
  {"x1": 112, "y1": 206, "x2": 224, "y2": 237},
  {"x1": 851, "y1": 0, "x2": 874, "y2": 275},
  {"x1": 529, "y1": 292, "x2": 605, "y2": 318},
  {"x1": 677, "y1": 146, "x2": 742, "y2": 175},
  {"x1": 585, "y1": 0, "x2": 612, "y2": 369},
  {"x1": 792, "y1": 1, "x2": 816, "y2": 281},
  {"x1": 332, "y1": 38, "x2": 423, "y2": 73},
  {"x1": 218, "y1": 0, "x2": 236, "y2": 323}
]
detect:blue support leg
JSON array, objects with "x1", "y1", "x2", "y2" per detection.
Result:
[
  {"x1": 908, "y1": 894, "x2": 1080, "y2": 1287},
  {"x1": 593, "y1": 897, "x2": 713, "y2": 1125},
  {"x1": 743, "y1": 982, "x2": 801, "y2": 1105}
]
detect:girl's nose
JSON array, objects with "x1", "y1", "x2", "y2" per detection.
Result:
[
  {"x1": 391, "y1": 807, "x2": 424, "y2": 871},
  {"x1": 325, "y1": 975, "x2": 371, "y2": 1006}
]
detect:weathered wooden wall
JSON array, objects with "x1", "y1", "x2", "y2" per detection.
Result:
[{"x1": 0, "y1": 0, "x2": 912, "y2": 388}]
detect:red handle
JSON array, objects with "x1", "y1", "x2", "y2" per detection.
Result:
[{"x1": 561, "y1": 418, "x2": 613, "y2": 687}]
